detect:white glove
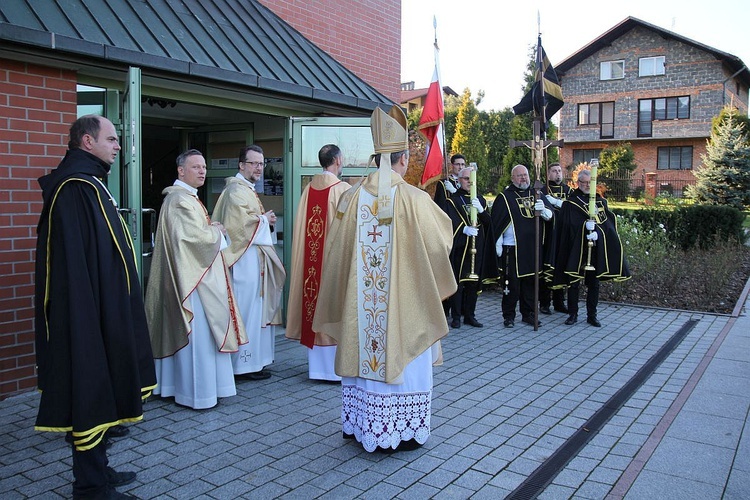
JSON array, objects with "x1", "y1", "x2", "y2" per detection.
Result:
[
  {"x1": 463, "y1": 226, "x2": 479, "y2": 237},
  {"x1": 545, "y1": 194, "x2": 563, "y2": 208},
  {"x1": 534, "y1": 199, "x2": 545, "y2": 212},
  {"x1": 471, "y1": 198, "x2": 484, "y2": 213},
  {"x1": 445, "y1": 180, "x2": 457, "y2": 194},
  {"x1": 585, "y1": 220, "x2": 596, "y2": 231},
  {"x1": 587, "y1": 231, "x2": 598, "y2": 241},
  {"x1": 496, "y1": 238, "x2": 503, "y2": 257},
  {"x1": 540, "y1": 208, "x2": 553, "y2": 221}
]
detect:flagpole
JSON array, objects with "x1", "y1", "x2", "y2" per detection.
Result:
[
  {"x1": 435, "y1": 16, "x2": 449, "y2": 183},
  {"x1": 533, "y1": 14, "x2": 543, "y2": 332}
]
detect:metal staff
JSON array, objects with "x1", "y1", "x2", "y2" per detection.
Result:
[
  {"x1": 468, "y1": 163, "x2": 479, "y2": 280},
  {"x1": 584, "y1": 159, "x2": 599, "y2": 271}
]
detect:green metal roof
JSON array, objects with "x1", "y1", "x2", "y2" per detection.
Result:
[{"x1": 0, "y1": 0, "x2": 393, "y2": 111}]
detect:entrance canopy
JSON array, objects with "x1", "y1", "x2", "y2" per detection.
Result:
[{"x1": 0, "y1": 0, "x2": 393, "y2": 113}]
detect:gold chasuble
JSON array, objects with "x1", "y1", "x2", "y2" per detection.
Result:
[
  {"x1": 313, "y1": 171, "x2": 457, "y2": 384},
  {"x1": 286, "y1": 173, "x2": 350, "y2": 348},
  {"x1": 212, "y1": 176, "x2": 286, "y2": 326},
  {"x1": 146, "y1": 186, "x2": 246, "y2": 358}
]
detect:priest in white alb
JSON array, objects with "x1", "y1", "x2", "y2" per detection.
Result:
[
  {"x1": 212, "y1": 145, "x2": 285, "y2": 381},
  {"x1": 146, "y1": 149, "x2": 247, "y2": 410},
  {"x1": 286, "y1": 144, "x2": 350, "y2": 381}
]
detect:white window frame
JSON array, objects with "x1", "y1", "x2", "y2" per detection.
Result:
[
  {"x1": 639, "y1": 56, "x2": 666, "y2": 77},
  {"x1": 600, "y1": 60, "x2": 625, "y2": 80}
]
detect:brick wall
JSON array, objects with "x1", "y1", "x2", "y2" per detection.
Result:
[
  {"x1": 0, "y1": 59, "x2": 77, "y2": 398},
  {"x1": 259, "y1": 0, "x2": 401, "y2": 103}
]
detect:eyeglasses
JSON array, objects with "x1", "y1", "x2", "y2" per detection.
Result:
[
  {"x1": 243, "y1": 160, "x2": 264, "y2": 167},
  {"x1": 459, "y1": 176, "x2": 471, "y2": 180}
]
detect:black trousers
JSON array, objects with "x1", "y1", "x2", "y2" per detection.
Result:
[
  {"x1": 501, "y1": 247, "x2": 535, "y2": 320},
  {"x1": 449, "y1": 280, "x2": 480, "y2": 320},
  {"x1": 567, "y1": 271, "x2": 600, "y2": 319},
  {"x1": 540, "y1": 279, "x2": 566, "y2": 309},
  {"x1": 71, "y1": 438, "x2": 109, "y2": 499}
]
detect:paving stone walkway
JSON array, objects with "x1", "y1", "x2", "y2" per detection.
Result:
[{"x1": 1, "y1": 289, "x2": 747, "y2": 499}]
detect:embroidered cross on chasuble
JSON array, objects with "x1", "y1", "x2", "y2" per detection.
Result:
[
  {"x1": 355, "y1": 186, "x2": 396, "y2": 382},
  {"x1": 300, "y1": 184, "x2": 335, "y2": 347}
]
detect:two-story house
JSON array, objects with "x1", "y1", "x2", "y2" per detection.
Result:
[
  {"x1": 400, "y1": 81, "x2": 458, "y2": 114},
  {"x1": 556, "y1": 17, "x2": 750, "y2": 198}
]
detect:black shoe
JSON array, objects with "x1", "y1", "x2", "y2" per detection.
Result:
[
  {"x1": 106, "y1": 467, "x2": 136, "y2": 487},
  {"x1": 106, "y1": 425, "x2": 129, "y2": 439},
  {"x1": 450, "y1": 317, "x2": 461, "y2": 328},
  {"x1": 521, "y1": 316, "x2": 540, "y2": 327},
  {"x1": 464, "y1": 317, "x2": 483, "y2": 327},
  {"x1": 104, "y1": 486, "x2": 138, "y2": 499},
  {"x1": 587, "y1": 317, "x2": 601, "y2": 327},
  {"x1": 539, "y1": 306, "x2": 552, "y2": 315},
  {"x1": 343, "y1": 431, "x2": 355, "y2": 440},
  {"x1": 237, "y1": 370, "x2": 272, "y2": 380},
  {"x1": 554, "y1": 305, "x2": 569, "y2": 314},
  {"x1": 503, "y1": 318, "x2": 514, "y2": 328},
  {"x1": 564, "y1": 314, "x2": 578, "y2": 325}
]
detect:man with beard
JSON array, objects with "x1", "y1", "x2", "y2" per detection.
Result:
[
  {"x1": 539, "y1": 163, "x2": 573, "y2": 315},
  {"x1": 490, "y1": 164, "x2": 552, "y2": 328},
  {"x1": 213, "y1": 145, "x2": 286, "y2": 381},
  {"x1": 35, "y1": 115, "x2": 156, "y2": 499},
  {"x1": 553, "y1": 168, "x2": 631, "y2": 327},
  {"x1": 445, "y1": 166, "x2": 498, "y2": 328}
]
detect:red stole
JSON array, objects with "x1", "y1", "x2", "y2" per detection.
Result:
[{"x1": 301, "y1": 184, "x2": 335, "y2": 347}]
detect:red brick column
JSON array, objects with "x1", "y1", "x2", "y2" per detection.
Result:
[{"x1": 0, "y1": 59, "x2": 77, "y2": 398}]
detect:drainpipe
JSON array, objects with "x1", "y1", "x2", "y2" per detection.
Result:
[{"x1": 723, "y1": 65, "x2": 748, "y2": 107}]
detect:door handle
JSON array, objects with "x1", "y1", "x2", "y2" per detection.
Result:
[{"x1": 142, "y1": 208, "x2": 156, "y2": 258}]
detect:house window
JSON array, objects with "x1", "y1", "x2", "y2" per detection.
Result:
[
  {"x1": 578, "y1": 102, "x2": 614, "y2": 139},
  {"x1": 657, "y1": 146, "x2": 693, "y2": 170},
  {"x1": 600, "y1": 60, "x2": 624, "y2": 80},
  {"x1": 572, "y1": 149, "x2": 602, "y2": 166},
  {"x1": 638, "y1": 96, "x2": 690, "y2": 136},
  {"x1": 639, "y1": 56, "x2": 666, "y2": 76}
]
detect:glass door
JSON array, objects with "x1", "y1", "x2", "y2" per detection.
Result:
[{"x1": 283, "y1": 116, "x2": 373, "y2": 310}]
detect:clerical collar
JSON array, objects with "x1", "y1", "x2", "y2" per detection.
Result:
[
  {"x1": 174, "y1": 179, "x2": 198, "y2": 195},
  {"x1": 235, "y1": 172, "x2": 256, "y2": 190}
]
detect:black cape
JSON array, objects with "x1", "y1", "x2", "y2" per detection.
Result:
[
  {"x1": 540, "y1": 181, "x2": 573, "y2": 281},
  {"x1": 490, "y1": 185, "x2": 549, "y2": 277},
  {"x1": 552, "y1": 188, "x2": 631, "y2": 286},
  {"x1": 432, "y1": 176, "x2": 459, "y2": 212},
  {"x1": 445, "y1": 190, "x2": 499, "y2": 284},
  {"x1": 35, "y1": 148, "x2": 156, "y2": 450}
]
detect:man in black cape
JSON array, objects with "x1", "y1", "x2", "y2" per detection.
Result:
[
  {"x1": 490, "y1": 165, "x2": 553, "y2": 328},
  {"x1": 539, "y1": 163, "x2": 573, "y2": 314},
  {"x1": 445, "y1": 167, "x2": 498, "y2": 328},
  {"x1": 552, "y1": 168, "x2": 630, "y2": 327},
  {"x1": 35, "y1": 114, "x2": 156, "y2": 499}
]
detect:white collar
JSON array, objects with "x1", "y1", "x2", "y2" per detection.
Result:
[{"x1": 174, "y1": 179, "x2": 197, "y2": 195}]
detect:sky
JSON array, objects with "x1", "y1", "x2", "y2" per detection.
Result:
[{"x1": 401, "y1": 0, "x2": 750, "y2": 112}]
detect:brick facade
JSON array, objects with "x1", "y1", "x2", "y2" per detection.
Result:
[
  {"x1": 558, "y1": 24, "x2": 748, "y2": 186},
  {"x1": 260, "y1": 0, "x2": 401, "y2": 103},
  {"x1": 0, "y1": 60, "x2": 77, "y2": 397}
]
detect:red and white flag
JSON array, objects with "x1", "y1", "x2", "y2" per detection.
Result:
[{"x1": 418, "y1": 40, "x2": 445, "y2": 188}]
